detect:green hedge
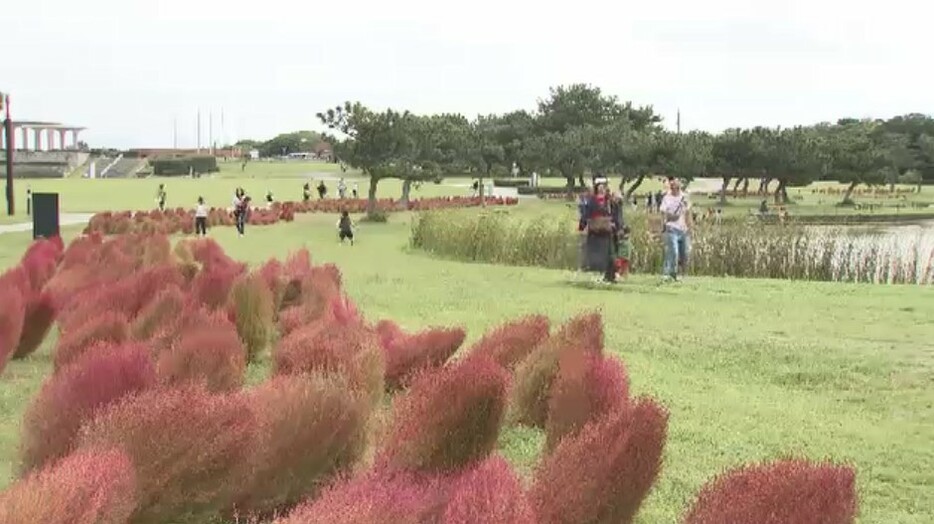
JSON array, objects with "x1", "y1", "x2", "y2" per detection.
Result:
[
  {"x1": 152, "y1": 156, "x2": 219, "y2": 176},
  {"x1": 517, "y1": 186, "x2": 588, "y2": 196},
  {"x1": 492, "y1": 178, "x2": 530, "y2": 188}
]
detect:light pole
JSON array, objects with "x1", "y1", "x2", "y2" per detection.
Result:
[{"x1": 2, "y1": 92, "x2": 14, "y2": 216}]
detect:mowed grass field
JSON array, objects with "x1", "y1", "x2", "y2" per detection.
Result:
[
  {"x1": 0, "y1": 208, "x2": 932, "y2": 523},
  {"x1": 1, "y1": 159, "x2": 931, "y2": 223}
]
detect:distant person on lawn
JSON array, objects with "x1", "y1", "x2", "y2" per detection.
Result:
[
  {"x1": 352, "y1": 182, "x2": 359, "y2": 199},
  {"x1": 194, "y1": 196, "x2": 208, "y2": 236},
  {"x1": 337, "y1": 210, "x2": 355, "y2": 245},
  {"x1": 232, "y1": 188, "x2": 248, "y2": 237},
  {"x1": 659, "y1": 178, "x2": 691, "y2": 282},
  {"x1": 338, "y1": 178, "x2": 347, "y2": 199},
  {"x1": 157, "y1": 184, "x2": 167, "y2": 211},
  {"x1": 317, "y1": 180, "x2": 327, "y2": 199},
  {"x1": 303, "y1": 182, "x2": 311, "y2": 202}
]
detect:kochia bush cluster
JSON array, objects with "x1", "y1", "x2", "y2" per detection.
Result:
[{"x1": 0, "y1": 234, "x2": 859, "y2": 524}]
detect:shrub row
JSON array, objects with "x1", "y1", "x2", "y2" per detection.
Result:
[
  {"x1": 151, "y1": 155, "x2": 219, "y2": 176},
  {"x1": 84, "y1": 196, "x2": 520, "y2": 236},
  {"x1": 0, "y1": 233, "x2": 859, "y2": 523},
  {"x1": 411, "y1": 209, "x2": 934, "y2": 285}
]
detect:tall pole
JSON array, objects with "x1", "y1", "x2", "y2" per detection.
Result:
[
  {"x1": 3, "y1": 93, "x2": 14, "y2": 216},
  {"x1": 676, "y1": 109, "x2": 681, "y2": 135},
  {"x1": 209, "y1": 111, "x2": 214, "y2": 156},
  {"x1": 220, "y1": 108, "x2": 225, "y2": 149}
]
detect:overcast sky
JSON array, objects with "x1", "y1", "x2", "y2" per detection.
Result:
[{"x1": 5, "y1": 0, "x2": 931, "y2": 148}]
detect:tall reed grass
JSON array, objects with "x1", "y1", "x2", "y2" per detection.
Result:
[{"x1": 410, "y1": 210, "x2": 934, "y2": 285}]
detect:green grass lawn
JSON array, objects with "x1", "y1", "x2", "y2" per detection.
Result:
[
  {"x1": 2, "y1": 161, "x2": 931, "y2": 223},
  {"x1": 0, "y1": 213, "x2": 931, "y2": 523}
]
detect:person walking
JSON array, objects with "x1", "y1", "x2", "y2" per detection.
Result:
[
  {"x1": 156, "y1": 184, "x2": 167, "y2": 211},
  {"x1": 352, "y1": 182, "x2": 359, "y2": 199},
  {"x1": 337, "y1": 209, "x2": 355, "y2": 245},
  {"x1": 232, "y1": 188, "x2": 247, "y2": 237},
  {"x1": 338, "y1": 178, "x2": 347, "y2": 199},
  {"x1": 578, "y1": 178, "x2": 621, "y2": 283},
  {"x1": 317, "y1": 180, "x2": 327, "y2": 199},
  {"x1": 659, "y1": 178, "x2": 691, "y2": 282},
  {"x1": 194, "y1": 196, "x2": 209, "y2": 236}
]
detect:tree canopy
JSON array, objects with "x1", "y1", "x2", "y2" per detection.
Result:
[{"x1": 315, "y1": 85, "x2": 933, "y2": 213}]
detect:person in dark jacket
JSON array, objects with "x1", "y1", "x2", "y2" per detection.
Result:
[
  {"x1": 337, "y1": 210, "x2": 354, "y2": 245},
  {"x1": 578, "y1": 177, "x2": 622, "y2": 283}
]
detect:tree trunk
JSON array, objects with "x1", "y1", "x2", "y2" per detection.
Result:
[
  {"x1": 742, "y1": 178, "x2": 750, "y2": 197},
  {"x1": 719, "y1": 176, "x2": 731, "y2": 205},
  {"x1": 625, "y1": 174, "x2": 646, "y2": 198},
  {"x1": 366, "y1": 177, "x2": 379, "y2": 216},
  {"x1": 399, "y1": 179, "x2": 413, "y2": 209},
  {"x1": 841, "y1": 180, "x2": 859, "y2": 204},
  {"x1": 578, "y1": 174, "x2": 586, "y2": 188},
  {"x1": 773, "y1": 179, "x2": 788, "y2": 204}
]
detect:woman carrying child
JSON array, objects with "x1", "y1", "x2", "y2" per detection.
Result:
[{"x1": 578, "y1": 177, "x2": 623, "y2": 283}]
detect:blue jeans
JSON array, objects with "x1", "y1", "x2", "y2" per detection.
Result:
[{"x1": 663, "y1": 228, "x2": 690, "y2": 277}]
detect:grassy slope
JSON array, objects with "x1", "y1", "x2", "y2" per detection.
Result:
[{"x1": 0, "y1": 213, "x2": 931, "y2": 523}]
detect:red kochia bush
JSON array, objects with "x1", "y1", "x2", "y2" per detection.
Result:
[
  {"x1": 19, "y1": 343, "x2": 156, "y2": 473},
  {"x1": 235, "y1": 375, "x2": 370, "y2": 516},
  {"x1": 379, "y1": 322, "x2": 467, "y2": 390},
  {"x1": 275, "y1": 470, "x2": 448, "y2": 524},
  {"x1": 545, "y1": 351, "x2": 629, "y2": 452},
  {"x1": 150, "y1": 303, "x2": 236, "y2": 355},
  {"x1": 77, "y1": 386, "x2": 256, "y2": 524},
  {"x1": 532, "y1": 397, "x2": 669, "y2": 524},
  {"x1": 442, "y1": 455, "x2": 536, "y2": 524},
  {"x1": 511, "y1": 312, "x2": 605, "y2": 428},
  {"x1": 58, "y1": 264, "x2": 185, "y2": 334},
  {"x1": 53, "y1": 311, "x2": 130, "y2": 372},
  {"x1": 257, "y1": 257, "x2": 285, "y2": 309},
  {"x1": 193, "y1": 261, "x2": 245, "y2": 310},
  {"x1": 157, "y1": 323, "x2": 246, "y2": 392},
  {"x1": 683, "y1": 459, "x2": 858, "y2": 524},
  {"x1": 0, "y1": 285, "x2": 25, "y2": 373},
  {"x1": 0, "y1": 448, "x2": 136, "y2": 524},
  {"x1": 379, "y1": 355, "x2": 509, "y2": 473},
  {"x1": 228, "y1": 272, "x2": 275, "y2": 362},
  {"x1": 13, "y1": 289, "x2": 57, "y2": 359},
  {"x1": 468, "y1": 314, "x2": 550, "y2": 370},
  {"x1": 20, "y1": 237, "x2": 62, "y2": 291},
  {"x1": 131, "y1": 285, "x2": 187, "y2": 342},
  {"x1": 274, "y1": 322, "x2": 384, "y2": 407}
]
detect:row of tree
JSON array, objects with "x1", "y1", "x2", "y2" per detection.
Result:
[
  {"x1": 233, "y1": 131, "x2": 331, "y2": 159},
  {"x1": 316, "y1": 85, "x2": 934, "y2": 215}
]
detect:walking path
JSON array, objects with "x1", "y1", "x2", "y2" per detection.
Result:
[{"x1": 0, "y1": 213, "x2": 94, "y2": 235}]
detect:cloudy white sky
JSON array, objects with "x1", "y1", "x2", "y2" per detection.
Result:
[{"x1": 5, "y1": 0, "x2": 930, "y2": 148}]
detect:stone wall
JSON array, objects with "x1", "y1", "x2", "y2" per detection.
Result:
[{"x1": 0, "y1": 151, "x2": 90, "y2": 178}]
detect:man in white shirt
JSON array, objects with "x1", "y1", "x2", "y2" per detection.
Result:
[{"x1": 658, "y1": 177, "x2": 691, "y2": 281}]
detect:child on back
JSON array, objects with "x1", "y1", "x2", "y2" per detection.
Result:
[{"x1": 337, "y1": 210, "x2": 354, "y2": 246}]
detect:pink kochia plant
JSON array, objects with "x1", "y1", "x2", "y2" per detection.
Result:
[
  {"x1": 376, "y1": 319, "x2": 467, "y2": 390},
  {"x1": 532, "y1": 398, "x2": 669, "y2": 524},
  {"x1": 19, "y1": 342, "x2": 156, "y2": 473},
  {"x1": 378, "y1": 355, "x2": 509, "y2": 473},
  {"x1": 683, "y1": 458, "x2": 858, "y2": 524},
  {"x1": 0, "y1": 448, "x2": 137, "y2": 524}
]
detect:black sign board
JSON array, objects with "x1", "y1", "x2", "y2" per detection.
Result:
[{"x1": 32, "y1": 192, "x2": 60, "y2": 239}]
